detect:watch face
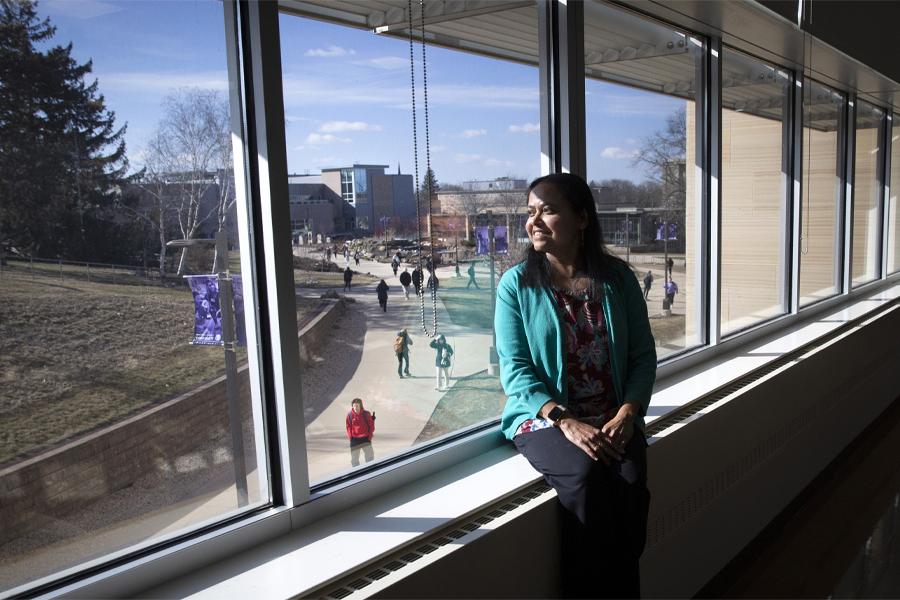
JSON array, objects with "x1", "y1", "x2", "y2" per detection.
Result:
[{"x1": 548, "y1": 406, "x2": 566, "y2": 422}]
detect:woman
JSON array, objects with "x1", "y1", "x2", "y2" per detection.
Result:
[
  {"x1": 429, "y1": 334, "x2": 453, "y2": 391},
  {"x1": 345, "y1": 398, "x2": 375, "y2": 467},
  {"x1": 495, "y1": 173, "x2": 656, "y2": 598}
]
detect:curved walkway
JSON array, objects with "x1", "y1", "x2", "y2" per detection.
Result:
[{"x1": 299, "y1": 256, "x2": 493, "y2": 484}]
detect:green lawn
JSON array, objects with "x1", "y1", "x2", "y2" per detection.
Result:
[
  {"x1": 0, "y1": 266, "x2": 320, "y2": 466},
  {"x1": 437, "y1": 267, "x2": 495, "y2": 330},
  {"x1": 415, "y1": 370, "x2": 505, "y2": 443}
]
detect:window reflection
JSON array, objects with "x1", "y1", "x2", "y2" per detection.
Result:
[
  {"x1": 799, "y1": 80, "x2": 845, "y2": 306},
  {"x1": 583, "y1": 0, "x2": 704, "y2": 359},
  {"x1": 720, "y1": 48, "x2": 791, "y2": 335},
  {"x1": 852, "y1": 101, "x2": 885, "y2": 287},
  {"x1": 889, "y1": 115, "x2": 900, "y2": 274}
]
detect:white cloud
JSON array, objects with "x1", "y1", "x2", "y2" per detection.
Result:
[
  {"x1": 305, "y1": 133, "x2": 351, "y2": 145},
  {"x1": 600, "y1": 147, "x2": 639, "y2": 159},
  {"x1": 319, "y1": 121, "x2": 382, "y2": 133},
  {"x1": 352, "y1": 57, "x2": 408, "y2": 70},
  {"x1": 508, "y1": 122, "x2": 540, "y2": 134},
  {"x1": 304, "y1": 46, "x2": 356, "y2": 58},
  {"x1": 455, "y1": 153, "x2": 482, "y2": 163},
  {"x1": 456, "y1": 129, "x2": 487, "y2": 138},
  {"x1": 44, "y1": 0, "x2": 122, "y2": 19},
  {"x1": 485, "y1": 158, "x2": 515, "y2": 168},
  {"x1": 431, "y1": 145, "x2": 447, "y2": 153},
  {"x1": 95, "y1": 71, "x2": 228, "y2": 93}
]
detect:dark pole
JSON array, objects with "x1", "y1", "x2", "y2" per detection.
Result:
[
  {"x1": 487, "y1": 210, "x2": 498, "y2": 374},
  {"x1": 216, "y1": 231, "x2": 249, "y2": 507}
]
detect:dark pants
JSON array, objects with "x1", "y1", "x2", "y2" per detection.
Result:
[
  {"x1": 514, "y1": 427, "x2": 650, "y2": 599},
  {"x1": 397, "y1": 352, "x2": 409, "y2": 375},
  {"x1": 379, "y1": 298, "x2": 387, "y2": 312}
]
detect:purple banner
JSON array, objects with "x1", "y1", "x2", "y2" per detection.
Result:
[
  {"x1": 187, "y1": 275, "x2": 222, "y2": 346},
  {"x1": 494, "y1": 226, "x2": 508, "y2": 254},
  {"x1": 655, "y1": 222, "x2": 678, "y2": 241},
  {"x1": 475, "y1": 226, "x2": 490, "y2": 255}
]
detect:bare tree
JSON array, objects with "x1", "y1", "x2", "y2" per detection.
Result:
[
  {"x1": 455, "y1": 192, "x2": 486, "y2": 241},
  {"x1": 156, "y1": 88, "x2": 233, "y2": 274},
  {"x1": 632, "y1": 107, "x2": 687, "y2": 277}
]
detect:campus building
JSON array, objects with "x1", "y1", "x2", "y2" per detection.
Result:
[
  {"x1": 4, "y1": 1, "x2": 900, "y2": 599},
  {"x1": 319, "y1": 164, "x2": 415, "y2": 232}
]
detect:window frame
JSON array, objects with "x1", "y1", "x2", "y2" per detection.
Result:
[{"x1": 11, "y1": 1, "x2": 900, "y2": 598}]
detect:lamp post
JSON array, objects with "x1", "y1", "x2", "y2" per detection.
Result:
[
  {"x1": 380, "y1": 216, "x2": 390, "y2": 258},
  {"x1": 167, "y1": 231, "x2": 249, "y2": 507}
]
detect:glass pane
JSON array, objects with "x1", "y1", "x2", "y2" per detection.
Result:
[
  {"x1": 799, "y1": 80, "x2": 845, "y2": 306},
  {"x1": 583, "y1": 0, "x2": 705, "y2": 359},
  {"x1": 852, "y1": 100, "x2": 885, "y2": 287},
  {"x1": 889, "y1": 115, "x2": 900, "y2": 274},
  {"x1": 0, "y1": 1, "x2": 267, "y2": 592},
  {"x1": 720, "y1": 48, "x2": 791, "y2": 335},
  {"x1": 279, "y1": 3, "x2": 540, "y2": 485}
]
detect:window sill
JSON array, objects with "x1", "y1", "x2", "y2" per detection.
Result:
[{"x1": 49, "y1": 280, "x2": 900, "y2": 600}]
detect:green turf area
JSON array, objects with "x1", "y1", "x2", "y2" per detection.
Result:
[
  {"x1": 415, "y1": 370, "x2": 504, "y2": 443},
  {"x1": 437, "y1": 267, "x2": 495, "y2": 330},
  {"x1": 0, "y1": 265, "x2": 321, "y2": 466}
]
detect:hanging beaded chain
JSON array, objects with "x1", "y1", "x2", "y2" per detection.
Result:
[{"x1": 408, "y1": 0, "x2": 438, "y2": 337}]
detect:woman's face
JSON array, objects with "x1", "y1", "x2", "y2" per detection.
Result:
[
  {"x1": 526, "y1": 183, "x2": 586, "y2": 257},
  {"x1": 352, "y1": 402, "x2": 362, "y2": 413}
]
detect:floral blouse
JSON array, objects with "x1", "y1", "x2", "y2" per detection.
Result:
[{"x1": 516, "y1": 287, "x2": 618, "y2": 435}]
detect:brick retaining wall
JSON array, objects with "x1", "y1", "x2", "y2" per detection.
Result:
[{"x1": 0, "y1": 298, "x2": 344, "y2": 546}]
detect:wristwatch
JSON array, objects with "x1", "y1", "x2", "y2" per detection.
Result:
[{"x1": 547, "y1": 405, "x2": 570, "y2": 427}]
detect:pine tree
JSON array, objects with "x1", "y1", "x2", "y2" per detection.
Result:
[
  {"x1": 0, "y1": 0, "x2": 131, "y2": 260},
  {"x1": 420, "y1": 168, "x2": 439, "y2": 199}
]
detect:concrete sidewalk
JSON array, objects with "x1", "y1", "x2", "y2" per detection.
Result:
[{"x1": 303, "y1": 256, "x2": 493, "y2": 484}]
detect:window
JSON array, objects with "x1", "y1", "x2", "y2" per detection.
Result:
[
  {"x1": 0, "y1": 0, "x2": 267, "y2": 592},
  {"x1": 852, "y1": 100, "x2": 885, "y2": 287},
  {"x1": 889, "y1": 114, "x2": 900, "y2": 274},
  {"x1": 582, "y1": 0, "x2": 705, "y2": 359},
  {"x1": 799, "y1": 80, "x2": 845, "y2": 306},
  {"x1": 720, "y1": 48, "x2": 791, "y2": 334},
  {"x1": 278, "y1": 1, "x2": 541, "y2": 486}
]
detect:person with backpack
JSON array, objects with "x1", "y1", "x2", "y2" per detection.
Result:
[
  {"x1": 399, "y1": 268, "x2": 412, "y2": 299},
  {"x1": 345, "y1": 398, "x2": 375, "y2": 467},
  {"x1": 394, "y1": 328, "x2": 412, "y2": 377},
  {"x1": 429, "y1": 334, "x2": 454, "y2": 391},
  {"x1": 376, "y1": 279, "x2": 389, "y2": 312}
]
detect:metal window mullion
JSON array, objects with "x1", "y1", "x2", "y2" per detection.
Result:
[
  {"x1": 833, "y1": 90, "x2": 847, "y2": 296},
  {"x1": 880, "y1": 114, "x2": 891, "y2": 279},
  {"x1": 222, "y1": 0, "x2": 271, "y2": 505},
  {"x1": 885, "y1": 114, "x2": 895, "y2": 276},
  {"x1": 789, "y1": 74, "x2": 803, "y2": 313},
  {"x1": 556, "y1": 0, "x2": 585, "y2": 177},
  {"x1": 707, "y1": 37, "x2": 723, "y2": 346},
  {"x1": 243, "y1": 0, "x2": 310, "y2": 507},
  {"x1": 843, "y1": 95, "x2": 856, "y2": 293},
  {"x1": 538, "y1": 0, "x2": 558, "y2": 175}
]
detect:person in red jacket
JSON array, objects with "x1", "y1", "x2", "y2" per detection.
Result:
[{"x1": 345, "y1": 397, "x2": 375, "y2": 467}]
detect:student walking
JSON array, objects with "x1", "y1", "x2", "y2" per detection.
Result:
[
  {"x1": 345, "y1": 398, "x2": 375, "y2": 467},
  {"x1": 642, "y1": 270, "x2": 653, "y2": 300},
  {"x1": 427, "y1": 272, "x2": 439, "y2": 294},
  {"x1": 376, "y1": 279, "x2": 389, "y2": 312},
  {"x1": 354, "y1": 250, "x2": 361, "y2": 266},
  {"x1": 664, "y1": 279, "x2": 678, "y2": 311},
  {"x1": 343, "y1": 266, "x2": 353, "y2": 291},
  {"x1": 430, "y1": 334, "x2": 454, "y2": 391},
  {"x1": 394, "y1": 328, "x2": 412, "y2": 377},
  {"x1": 399, "y1": 268, "x2": 412, "y2": 299},
  {"x1": 466, "y1": 262, "x2": 480, "y2": 290}
]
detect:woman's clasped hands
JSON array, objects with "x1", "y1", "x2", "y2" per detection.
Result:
[{"x1": 558, "y1": 403, "x2": 638, "y2": 464}]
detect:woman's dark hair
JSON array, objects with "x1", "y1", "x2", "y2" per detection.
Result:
[{"x1": 522, "y1": 173, "x2": 624, "y2": 292}]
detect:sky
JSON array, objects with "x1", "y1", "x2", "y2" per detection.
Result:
[{"x1": 38, "y1": 0, "x2": 683, "y2": 185}]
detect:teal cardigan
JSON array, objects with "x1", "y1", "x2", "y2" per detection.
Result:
[{"x1": 495, "y1": 260, "x2": 657, "y2": 440}]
